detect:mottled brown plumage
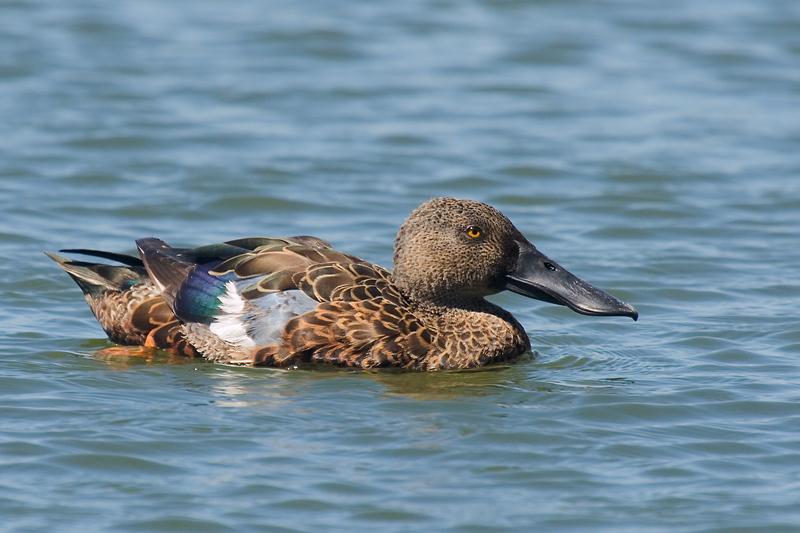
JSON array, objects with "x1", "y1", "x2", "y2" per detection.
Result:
[
  {"x1": 46, "y1": 251, "x2": 200, "y2": 357},
  {"x1": 50, "y1": 198, "x2": 638, "y2": 370}
]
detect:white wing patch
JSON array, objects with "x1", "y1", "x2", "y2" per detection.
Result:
[
  {"x1": 209, "y1": 282, "x2": 317, "y2": 348},
  {"x1": 209, "y1": 282, "x2": 251, "y2": 347}
]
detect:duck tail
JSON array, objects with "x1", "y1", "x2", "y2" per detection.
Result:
[
  {"x1": 47, "y1": 248, "x2": 190, "y2": 349},
  {"x1": 45, "y1": 250, "x2": 145, "y2": 297}
]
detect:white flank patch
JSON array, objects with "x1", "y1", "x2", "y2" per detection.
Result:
[
  {"x1": 209, "y1": 281, "x2": 255, "y2": 348},
  {"x1": 209, "y1": 282, "x2": 317, "y2": 348},
  {"x1": 218, "y1": 280, "x2": 246, "y2": 314}
]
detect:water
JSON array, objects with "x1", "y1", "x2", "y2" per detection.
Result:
[{"x1": 1, "y1": 0, "x2": 799, "y2": 530}]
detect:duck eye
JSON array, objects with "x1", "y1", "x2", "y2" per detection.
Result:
[{"x1": 465, "y1": 225, "x2": 483, "y2": 239}]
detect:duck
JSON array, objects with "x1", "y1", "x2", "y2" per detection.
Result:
[{"x1": 47, "y1": 197, "x2": 638, "y2": 370}]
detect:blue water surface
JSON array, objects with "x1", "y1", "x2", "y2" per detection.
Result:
[{"x1": 1, "y1": 0, "x2": 799, "y2": 531}]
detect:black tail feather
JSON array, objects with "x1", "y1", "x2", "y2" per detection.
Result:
[
  {"x1": 46, "y1": 251, "x2": 144, "y2": 296},
  {"x1": 59, "y1": 248, "x2": 144, "y2": 267}
]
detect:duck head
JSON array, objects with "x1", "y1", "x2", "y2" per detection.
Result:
[{"x1": 392, "y1": 197, "x2": 638, "y2": 320}]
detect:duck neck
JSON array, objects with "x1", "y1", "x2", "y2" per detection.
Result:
[
  {"x1": 393, "y1": 284, "x2": 508, "y2": 328},
  {"x1": 392, "y1": 279, "x2": 481, "y2": 314},
  {"x1": 400, "y1": 287, "x2": 531, "y2": 369},
  {"x1": 390, "y1": 274, "x2": 530, "y2": 368},
  {"x1": 414, "y1": 295, "x2": 495, "y2": 317}
]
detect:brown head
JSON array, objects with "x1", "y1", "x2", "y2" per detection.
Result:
[
  {"x1": 392, "y1": 197, "x2": 638, "y2": 319},
  {"x1": 393, "y1": 198, "x2": 521, "y2": 302}
]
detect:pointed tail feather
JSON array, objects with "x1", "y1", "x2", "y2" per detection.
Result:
[
  {"x1": 59, "y1": 248, "x2": 144, "y2": 267},
  {"x1": 45, "y1": 251, "x2": 143, "y2": 296}
]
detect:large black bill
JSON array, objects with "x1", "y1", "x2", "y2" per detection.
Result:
[{"x1": 504, "y1": 242, "x2": 639, "y2": 321}]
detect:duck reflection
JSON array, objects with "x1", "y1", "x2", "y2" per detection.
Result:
[{"x1": 89, "y1": 343, "x2": 535, "y2": 401}]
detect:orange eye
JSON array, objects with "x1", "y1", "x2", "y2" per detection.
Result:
[{"x1": 465, "y1": 225, "x2": 482, "y2": 239}]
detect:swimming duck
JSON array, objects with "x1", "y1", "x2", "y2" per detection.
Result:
[{"x1": 48, "y1": 197, "x2": 637, "y2": 370}]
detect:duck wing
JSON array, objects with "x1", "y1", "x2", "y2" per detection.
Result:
[
  {"x1": 230, "y1": 245, "x2": 433, "y2": 368},
  {"x1": 260, "y1": 289, "x2": 434, "y2": 369},
  {"x1": 138, "y1": 236, "x2": 434, "y2": 368}
]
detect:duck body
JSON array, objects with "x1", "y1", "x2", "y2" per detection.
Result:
[{"x1": 49, "y1": 198, "x2": 637, "y2": 370}]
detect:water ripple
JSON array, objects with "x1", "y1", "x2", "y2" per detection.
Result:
[{"x1": 2, "y1": 0, "x2": 800, "y2": 531}]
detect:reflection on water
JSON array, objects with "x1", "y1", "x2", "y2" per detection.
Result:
[
  {"x1": 93, "y1": 345, "x2": 193, "y2": 368},
  {"x1": 367, "y1": 365, "x2": 521, "y2": 400}
]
